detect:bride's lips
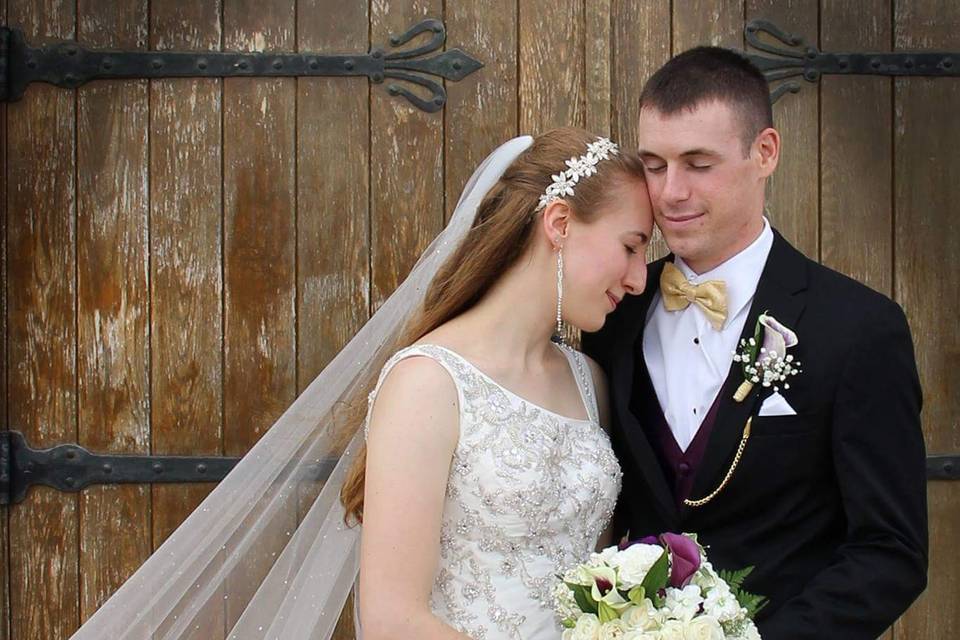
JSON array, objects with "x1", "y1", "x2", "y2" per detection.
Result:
[{"x1": 607, "y1": 293, "x2": 621, "y2": 310}]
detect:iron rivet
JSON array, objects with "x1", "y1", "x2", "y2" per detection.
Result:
[
  {"x1": 945, "y1": 462, "x2": 955, "y2": 473},
  {"x1": 273, "y1": 59, "x2": 283, "y2": 70},
  {"x1": 102, "y1": 464, "x2": 112, "y2": 474},
  {"x1": 65, "y1": 476, "x2": 75, "y2": 486},
  {"x1": 197, "y1": 464, "x2": 207, "y2": 474},
  {"x1": 27, "y1": 59, "x2": 37, "y2": 69},
  {"x1": 806, "y1": 49, "x2": 816, "y2": 60},
  {"x1": 102, "y1": 58, "x2": 113, "y2": 70},
  {"x1": 746, "y1": 24, "x2": 757, "y2": 33},
  {"x1": 372, "y1": 50, "x2": 382, "y2": 59},
  {"x1": 904, "y1": 58, "x2": 914, "y2": 69},
  {"x1": 152, "y1": 59, "x2": 163, "y2": 69},
  {"x1": 838, "y1": 56, "x2": 848, "y2": 68},
  {"x1": 198, "y1": 58, "x2": 208, "y2": 70},
  {"x1": 344, "y1": 59, "x2": 354, "y2": 70},
  {"x1": 870, "y1": 57, "x2": 881, "y2": 69},
  {"x1": 432, "y1": 25, "x2": 442, "y2": 33},
  {"x1": 388, "y1": 85, "x2": 399, "y2": 95},
  {"x1": 434, "y1": 97, "x2": 443, "y2": 106},
  {"x1": 153, "y1": 463, "x2": 163, "y2": 474},
  {"x1": 944, "y1": 58, "x2": 954, "y2": 69},
  {"x1": 66, "y1": 451, "x2": 76, "y2": 460},
  {"x1": 310, "y1": 59, "x2": 319, "y2": 70},
  {"x1": 372, "y1": 72, "x2": 384, "y2": 82},
  {"x1": 65, "y1": 73, "x2": 77, "y2": 84},
  {"x1": 239, "y1": 60, "x2": 249, "y2": 70},
  {"x1": 452, "y1": 61, "x2": 462, "y2": 71},
  {"x1": 390, "y1": 36, "x2": 400, "y2": 46}
]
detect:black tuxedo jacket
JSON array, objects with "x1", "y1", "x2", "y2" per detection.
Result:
[{"x1": 582, "y1": 230, "x2": 928, "y2": 639}]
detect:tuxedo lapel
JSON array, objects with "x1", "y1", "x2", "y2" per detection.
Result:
[
  {"x1": 609, "y1": 258, "x2": 680, "y2": 526},
  {"x1": 686, "y1": 231, "x2": 809, "y2": 508}
]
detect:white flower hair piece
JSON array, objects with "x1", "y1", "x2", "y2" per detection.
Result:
[{"x1": 535, "y1": 136, "x2": 620, "y2": 212}]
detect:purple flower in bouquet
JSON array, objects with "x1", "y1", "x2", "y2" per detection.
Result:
[{"x1": 661, "y1": 532, "x2": 701, "y2": 588}]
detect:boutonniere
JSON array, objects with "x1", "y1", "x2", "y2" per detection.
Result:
[{"x1": 732, "y1": 312, "x2": 802, "y2": 402}]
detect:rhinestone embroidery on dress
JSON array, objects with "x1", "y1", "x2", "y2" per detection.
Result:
[{"x1": 364, "y1": 343, "x2": 622, "y2": 640}]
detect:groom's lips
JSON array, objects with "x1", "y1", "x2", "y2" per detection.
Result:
[{"x1": 661, "y1": 211, "x2": 704, "y2": 225}]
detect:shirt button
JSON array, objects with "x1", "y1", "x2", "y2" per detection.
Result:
[
  {"x1": 679, "y1": 462, "x2": 691, "y2": 475},
  {"x1": 693, "y1": 337, "x2": 700, "y2": 345}
]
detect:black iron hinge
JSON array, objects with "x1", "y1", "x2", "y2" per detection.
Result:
[
  {"x1": 0, "y1": 429, "x2": 244, "y2": 505},
  {"x1": 0, "y1": 18, "x2": 482, "y2": 112},
  {"x1": 742, "y1": 20, "x2": 960, "y2": 103}
]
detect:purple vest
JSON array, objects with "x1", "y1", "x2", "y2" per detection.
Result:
[{"x1": 642, "y1": 392, "x2": 723, "y2": 509}]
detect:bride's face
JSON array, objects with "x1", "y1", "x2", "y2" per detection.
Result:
[{"x1": 563, "y1": 178, "x2": 653, "y2": 332}]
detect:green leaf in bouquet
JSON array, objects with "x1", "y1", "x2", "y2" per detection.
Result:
[
  {"x1": 639, "y1": 549, "x2": 670, "y2": 598},
  {"x1": 627, "y1": 585, "x2": 646, "y2": 606},
  {"x1": 570, "y1": 584, "x2": 598, "y2": 614},
  {"x1": 717, "y1": 566, "x2": 753, "y2": 591},
  {"x1": 736, "y1": 590, "x2": 769, "y2": 619},
  {"x1": 598, "y1": 600, "x2": 620, "y2": 624},
  {"x1": 561, "y1": 618, "x2": 577, "y2": 629}
]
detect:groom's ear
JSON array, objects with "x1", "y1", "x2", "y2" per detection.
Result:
[{"x1": 754, "y1": 127, "x2": 780, "y2": 179}]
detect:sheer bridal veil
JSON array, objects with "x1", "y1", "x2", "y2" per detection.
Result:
[{"x1": 69, "y1": 135, "x2": 534, "y2": 640}]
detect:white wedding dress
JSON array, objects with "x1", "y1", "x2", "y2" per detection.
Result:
[{"x1": 363, "y1": 342, "x2": 622, "y2": 640}]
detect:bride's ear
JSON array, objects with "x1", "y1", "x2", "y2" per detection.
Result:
[{"x1": 540, "y1": 200, "x2": 571, "y2": 248}]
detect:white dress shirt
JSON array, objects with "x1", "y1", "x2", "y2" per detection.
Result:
[{"x1": 643, "y1": 218, "x2": 774, "y2": 451}]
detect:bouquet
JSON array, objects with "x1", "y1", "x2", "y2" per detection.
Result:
[{"x1": 553, "y1": 533, "x2": 765, "y2": 640}]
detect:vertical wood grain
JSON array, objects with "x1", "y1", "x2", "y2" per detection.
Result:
[
  {"x1": 370, "y1": 1, "x2": 444, "y2": 311},
  {"x1": 746, "y1": 0, "x2": 819, "y2": 258},
  {"x1": 445, "y1": 0, "x2": 518, "y2": 222},
  {"x1": 519, "y1": 0, "x2": 585, "y2": 133},
  {"x1": 150, "y1": 0, "x2": 225, "y2": 636},
  {"x1": 7, "y1": 1, "x2": 80, "y2": 637},
  {"x1": 222, "y1": 0, "x2": 298, "y2": 629},
  {"x1": 893, "y1": 1, "x2": 960, "y2": 637}
]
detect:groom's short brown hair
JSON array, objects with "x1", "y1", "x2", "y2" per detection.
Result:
[{"x1": 639, "y1": 46, "x2": 773, "y2": 153}]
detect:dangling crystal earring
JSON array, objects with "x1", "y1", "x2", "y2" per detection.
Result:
[{"x1": 551, "y1": 244, "x2": 564, "y2": 345}]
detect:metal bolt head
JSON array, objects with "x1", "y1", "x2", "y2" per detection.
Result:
[
  {"x1": 197, "y1": 58, "x2": 208, "y2": 70},
  {"x1": 152, "y1": 59, "x2": 164, "y2": 69},
  {"x1": 152, "y1": 463, "x2": 163, "y2": 474},
  {"x1": 102, "y1": 464, "x2": 113, "y2": 474},
  {"x1": 344, "y1": 59, "x2": 354, "y2": 70},
  {"x1": 273, "y1": 59, "x2": 283, "y2": 70},
  {"x1": 372, "y1": 72, "x2": 384, "y2": 83},
  {"x1": 102, "y1": 58, "x2": 113, "y2": 70},
  {"x1": 197, "y1": 464, "x2": 207, "y2": 474}
]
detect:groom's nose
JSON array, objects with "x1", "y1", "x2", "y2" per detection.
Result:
[{"x1": 660, "y1": 165, "x2": 691, "y2": 204}]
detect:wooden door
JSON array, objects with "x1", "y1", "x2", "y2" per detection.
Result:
[{"x1": 1, "y1": 1, "x2": 956, "y2": 639}]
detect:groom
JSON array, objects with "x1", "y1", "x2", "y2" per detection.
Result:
[{"x1": 582, "y1": 47, "x2": 927, "y2": 638}]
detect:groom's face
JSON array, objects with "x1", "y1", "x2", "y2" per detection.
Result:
[{"x1": 637, "y1": 100, "x2": 768, "y2": 273}]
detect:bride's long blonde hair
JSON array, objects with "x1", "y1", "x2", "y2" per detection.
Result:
[{"x1": 339, "y1": 127, "x2": 644, "y2": 524}]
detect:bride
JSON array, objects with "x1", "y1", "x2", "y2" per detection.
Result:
[
  {"x1": 68, "y1": 128, "x2": 652, "y2": 640},
  {"x1": 344, "y1": 127, "x2": 653, "y2": 640}
]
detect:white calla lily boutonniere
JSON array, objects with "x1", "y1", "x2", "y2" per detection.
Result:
[{"x1": 732, "y1": 312, "x2": 802, "y2": 402}]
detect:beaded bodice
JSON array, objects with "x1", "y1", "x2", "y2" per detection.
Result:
[{"x1": 365, "y1": 343, "x2": 622, "y2": 640}]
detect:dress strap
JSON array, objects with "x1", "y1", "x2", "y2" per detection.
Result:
[
  {"x1": 363, "y1": 345, "x2": 464, "y2": 440},
  {"x1": 557, "y1": 345, "x2": 600, "y2": 425}
]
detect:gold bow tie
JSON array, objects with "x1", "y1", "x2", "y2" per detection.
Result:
[{"x1": 659, "y1": 262, "x2": 728, "y2": 330}]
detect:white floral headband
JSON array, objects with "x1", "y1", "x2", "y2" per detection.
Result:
[{"x1": 535, "y1": 137, "x2": 620, "y2": 211}]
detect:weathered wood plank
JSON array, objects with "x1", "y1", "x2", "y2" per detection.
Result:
[
  {"x1": 149, "y1": 2, "x2": 225, "y2": 637},
  {"x1": 893, "y1": 2, "x2": 960, "y2": 637},
  {"x1": 371, "y1": 1, "x2": 444, "y2": 310},
  {"x1": 75, "y1": 0, "x2": 152, "y2": 624},
  {"x1": 149, "y1": 0, "x2": 223, "y2": 548},
  {"x1": 7, "y1": 2, "x2": 80, "y2": 638},
  {"x1": 1, "y1": 0, "x2": 8, "y2": 635},
  {"x1": 519, "y1": 0, "x2": 585, "y2": 133},
  {"x1": 586, "y1": 0, "x2": 612, "y2": 137},
  {"x1": 613, "y1": 0, "x2": 671, "y2": 259},
  {"x1": 296, "y1": 3, "x2": 369, "y2": 637},
  {"x1": 821, "y1": 0, "x2": 892, "y2": 295},
  {"x1": 673, "y1": 0, "x2": 744, "y2": 50},
  {"x1": 296, "y1": 0, "x2": 369, "y2": 390},
  {"x1": 222, "y1": 0, "x2": 297, "y2": 630},
  {"x1": 445, "y1": 0, "x2": 518, "y2": 222},
  {"x1": 746, "y1": 0, "x2": 818, "y2": 258}
]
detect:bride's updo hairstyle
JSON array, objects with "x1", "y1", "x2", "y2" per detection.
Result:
[{"x1": 341, "y1": 127, "x2": 644, "y2": 524}]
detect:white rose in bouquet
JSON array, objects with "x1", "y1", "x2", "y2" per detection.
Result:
[
  {"x1": 563, "y1": 613, "x2": 601, "y2": 640},
  {"x1": 657, "y1": 619, "x2": 686, "y2": 640},
  {"x1": 621, "y1": 599, "x2": 662, "y2": 632},
  {"x1": 609, "y1": 543, "x2": 665, "y2": 588},
  {"x1": 684, "y1": 616, "x2": 726, "y2": 640},
  {"x1": 597, "y1": 618, "x2": 629, "y2": 640}
]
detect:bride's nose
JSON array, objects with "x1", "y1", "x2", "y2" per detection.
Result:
[{"x1": 622, "y1": 262, "x2": 647, "y2": 296}]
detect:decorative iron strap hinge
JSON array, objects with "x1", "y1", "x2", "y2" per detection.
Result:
[
  {"x1": 0, "y1": 429, "x2": 243, "y2": 505},
  {"x1": 742, "y1": 20, "x2": 960, "y2": 103},
  {"x1": 927, "y1": 454, "x2": 960, "y2": 481},
  {"x1": 0, "y1": 18, "x2": 482, "y2": 112}
]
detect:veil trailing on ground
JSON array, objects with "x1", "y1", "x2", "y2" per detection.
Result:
[{"x1": 69, "y1": 135, "x2": 535, "y2": 640}]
